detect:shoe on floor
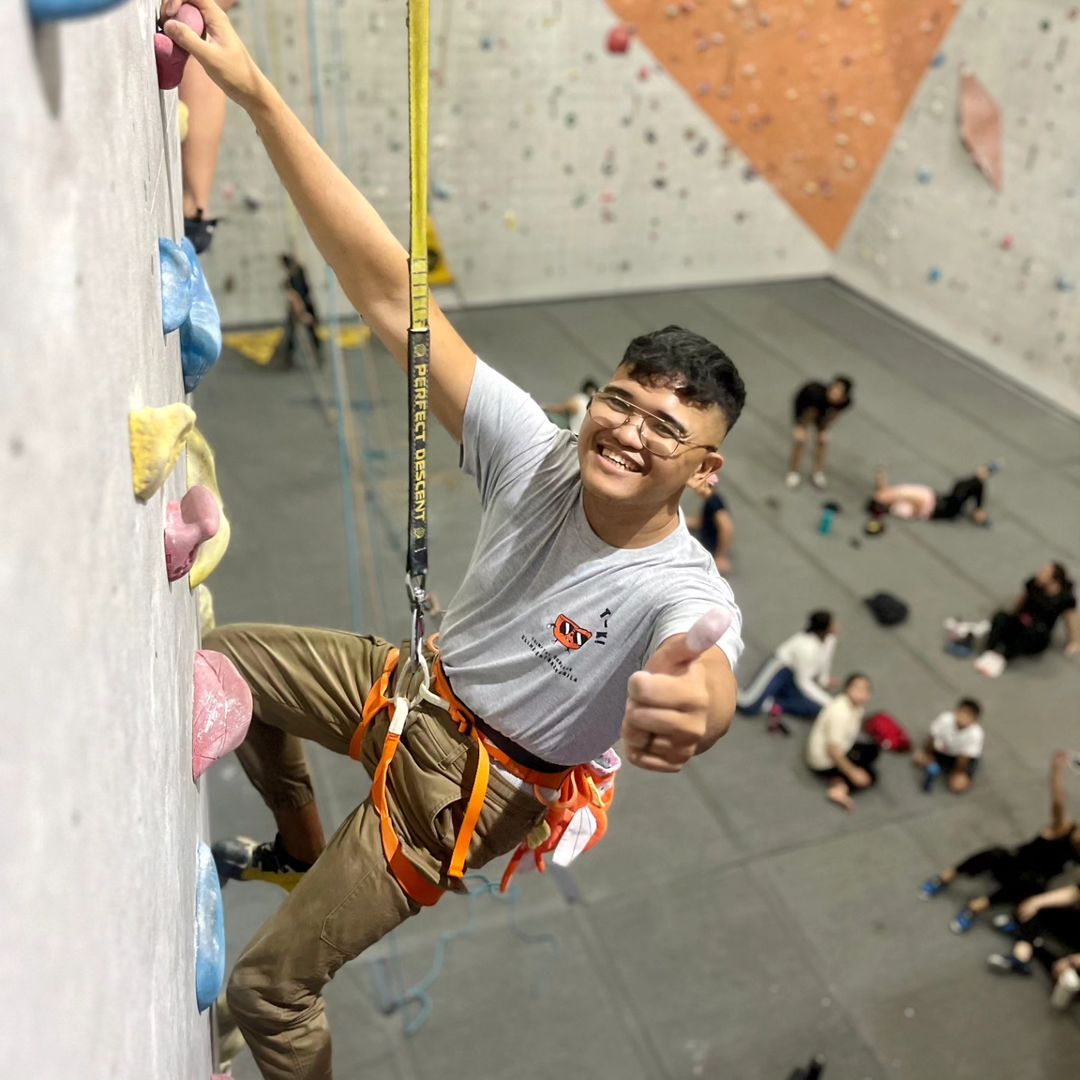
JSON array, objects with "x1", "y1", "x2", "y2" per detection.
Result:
[
  {"x1": 991, "y1": 913, "x2": 1019, "y2": 936},
  {"x1": 211, "y1": 834, "x2": 310, "y2": 892},
  {"x1": 811, "y1": 471, "x2": 827, "y2": 489},
  {"x1": 987, "y1": 953, "x2": 1032, "y2": 975},
  {"x1": 974, "y1": 650, "x2": 1006, "y2": 678},
  {"x1": 1051, "y1": 968, "x2": 1080, "y2": 1010},
  {"x1": 918, "y1": 877, "x2": 947, "y2": 900},
  {"x1": 950, "y1": 908, "x2": 976, "y2": 934},
  {"x1": 785, "y1": 471, "x2": 801, "y2": 489}
]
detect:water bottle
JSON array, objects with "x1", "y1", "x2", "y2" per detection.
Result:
[{"x1": 818, "y1": 502, "x2": 839, "y2": 535}]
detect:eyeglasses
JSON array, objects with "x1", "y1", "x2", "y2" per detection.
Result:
[{"x1": 586, "y1": 391, "x2": 718, "y2": 459}]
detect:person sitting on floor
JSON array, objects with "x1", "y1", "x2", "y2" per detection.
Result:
[
  {"x1": 973, "y1": 562, "x2": 1080, "y2": 678},
  {"x1": 913, "y1": 697, "x2": 985, "y2": 795},
  {"x1": 986, "y1": 882, "x2": 1080, "y2": 1011},
  {"x1": 737, "y1": 610, "x2": 837, "y2": 726},
  {"x1": 686, "y1": 472, "x2": 734, "y2": 575},
  {"x1": 866, "y1": 462, "x2": 999, "y2": 526},
  {"x1": 919, "y1": 751, "x2": 1080, "y2": 933},
  {"x1": 805, "y1": 673, "x2": 876, "y2": 813}
]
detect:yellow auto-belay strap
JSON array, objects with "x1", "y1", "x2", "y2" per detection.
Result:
[{"x1": 348, "y1": 647, "x2": 619, "y2": 906}]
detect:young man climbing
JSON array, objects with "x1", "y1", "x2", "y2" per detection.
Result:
[{"x1": 162, "y1": 4, "x2": 745, "y2": 1078}]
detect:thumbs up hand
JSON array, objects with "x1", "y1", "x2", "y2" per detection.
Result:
[{"x1": 622, "y1": 609, "x2": 732, "y2": 773}]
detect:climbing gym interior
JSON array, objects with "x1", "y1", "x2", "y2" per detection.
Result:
[{"x1": 2, "y1": 2, "x2": 1078, "y2": 1079}]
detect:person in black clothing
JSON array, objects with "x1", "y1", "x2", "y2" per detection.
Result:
[
  {"x1": 986, "y1": 883, "x2": 1080, "y2": 1004},
  {"x1": 918, "y1": 752, "x2": 1080, "y2": 932},
  {"x1": 973, "y1": 562, "x2": 1080, "y2": 677},
  {"x1": 687, "y1": 472, "x2": 734, "y2": 574},
  {"x1": 786, "y1": 376, "x2": 853, "y2": 490},
  {"x1": 866, "y1": 462, "x2": 997, "y2": 525},
  {"x1": 280, "y1": 253, "x2": 323, "y2": 369}
]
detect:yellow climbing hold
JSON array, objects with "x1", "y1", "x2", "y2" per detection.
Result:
[
  {"x1": 195, "y1": 585, "x2": 216, "y2": 636},
  {"x1": 185, "y1": 427, "x2": 231, "y2": 589},
  {"x1": 129, "y1": 402, "x2": 197, "y2": 501}
]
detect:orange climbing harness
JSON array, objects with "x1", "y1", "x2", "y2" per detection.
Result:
[{"x1": 349, "y1": 647, "x2": 618, "y2": 906}]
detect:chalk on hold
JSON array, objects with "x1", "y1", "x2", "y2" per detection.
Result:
[
  {"x1": 165, "y1": 485, "x2": 220, "y2": 582},
  {"x1": 192, "y1": 650, "x2": 252, "y2": 780},
  {"x1": 28, "y1": 0, "x2": 127, "y2": 22},
  {"x1": 195, "y1": 841, "x2": 225, "y2": 1012},
  {"x1": 195, "y1": 585, "x2": 216, "y2": 635},
  {"x1": 160, "y1": 238, "x2": 195, "y2": 334},
  {"x1": 186, "y1": 427, "x2": 231, "y2": 588},
  {"x1": 129, "y1": 403, "x2": 197, "y2": 501},
  {"x1": 179, "y1": 238, "x2": 223, "y2": 392},
  {"x1": 155, "y1": 3, "x2": 204, "y2": 91}
]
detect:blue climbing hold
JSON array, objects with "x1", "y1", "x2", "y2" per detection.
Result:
[
  {"x1": 931, "y1": 52, "x2": 946, "y2": 68},
  {"x1": 179, "y1": 237, "x2": 222, "y2": 392},
  {"x1": 160, "y1": 238, "x2": 195, "y2": 335},
  {"x1": 916, "y1": 168, "x2": 933, "y2": 184},
  {"x1": 28, "y1": 0, "x2": 128, "y2": 21},
  {"x1": 927, "y1": 267, "x2": 942, "y2": 283},
  {"x1": 195, "y1": 840, "x2": 225, "y2": 1013}
]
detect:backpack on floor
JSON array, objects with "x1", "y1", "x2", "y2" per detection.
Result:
[
  {"x1": 864, "y1": 591, "x2": 909, "y2": 626},
  {"x1": 864, "y1": 712, "x2": 911, "y2": 753}
]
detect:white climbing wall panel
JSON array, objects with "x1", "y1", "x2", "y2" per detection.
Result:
[
  {"x1": 834, "y1": 1, "x2": 1080, "y2": 416},
  {"x1": 0, "y1": 2, "x2": 211, "y2": 1076}
]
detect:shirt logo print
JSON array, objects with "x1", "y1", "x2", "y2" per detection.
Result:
[{"x1": 552, "y1": 614, "x2": 593, "y2": 651}]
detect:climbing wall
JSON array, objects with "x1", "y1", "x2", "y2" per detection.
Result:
[
  {"x1": 0, "y1": 2, "x2": 219, "y2": 1076},
  {"x1": 202, "y1": 0, "x2": 832, "y2": 324},
  {"x1": 835, "y1": 0, "x2": 1080, "y2": 416}
]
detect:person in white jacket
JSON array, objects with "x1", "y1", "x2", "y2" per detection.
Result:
[{"x1": 737, "y1": 610, "x2": 837, "y2": 722}]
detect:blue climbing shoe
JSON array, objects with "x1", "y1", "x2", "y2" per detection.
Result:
[
  {"x1": 950, "y1": 908, "x2": 976, "y2": 934},
  {"x1": 212, "y1": 834, "x2": 308, "y2": 893},
  {"x1": 195, "y1": 841, "x2": 226, "y2": 1013},
  {"x1": 159, "y1": 237, "x2": 194, "y2": 334},
  {"x1": 179, "y1": 236, "x2": 222, "y2": 391},
  {"x1": 987, "y1": 953, "x2": 1032, "y2": 976},
  {"x1": 918, "y1": 877, "x2": 947, "y2": 900},
  {"x1": 992, "y1": 913, "x2": 1020, "y2": 936},
  {"x1": 922, "y1": 760, "x2": 942, "y2": 793},
  {"x1": 28, "y1": 0, "x2": 128, "y2": 21}
]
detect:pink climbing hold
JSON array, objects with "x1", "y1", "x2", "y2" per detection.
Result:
[
  {"x1": 606, "y1": 25, "x2": 633, "y2": 54},
  {"x1": 155, "y1": 3, "x2": 205, "y2": 91},
  {"x1": 192, "y1": 650, "x2": 252, "y2": 781},
  {"x1": 165, "y1": 484, "x2": 220, "y2": 583}
]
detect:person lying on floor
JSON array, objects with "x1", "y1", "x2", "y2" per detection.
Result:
[
  {"x1": 972, "y1": 562, "x2": 1080, "y2": 678},
  {"x1": 737, "y1": 610, "x2": 837, "y2": 726},
  {"x1": 805, "y1": 673, "x2": 876, "y2": 813},
  {"x1": 919, "y1": 752, "x2": 1080, "y2": 933},
  {"x1": 866, "y1": 462, "x2": 1000, "y2": 525},
  {"x1": 986, "y1": 882, "x2": 1080, "y2": 1011},
  {"x1": 913, "y1": 697, "x2": 985, "y2": 795}
]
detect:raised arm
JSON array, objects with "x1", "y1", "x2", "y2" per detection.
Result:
[{"x1": 163, "y1": 0, "x2": 476, "y2": 441}]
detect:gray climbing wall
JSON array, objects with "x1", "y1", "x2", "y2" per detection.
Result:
[
  {"x1": 200, "y1": 0, "x2": 831, "y2": 325},
  {"x1": 0, "y1": 3, "x2": 211, "y2": 1078},
  {"x1": 835, "y1": 0, "x2": 1080, "y2": 416},
  {"x1": 203, "y1": 0, "x2": 1080, "y2": 416}
]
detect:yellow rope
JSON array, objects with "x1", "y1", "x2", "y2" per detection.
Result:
[{"x1": 408, "y1": 0, "x2": 430, "y2": 334}]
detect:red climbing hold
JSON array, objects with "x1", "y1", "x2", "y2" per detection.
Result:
[
  {"x1": 155, "y1": 3, "x2": 205, "y2": 91},
  {"x1": 606, "y1": 25, "x2": 633, "y2": 54},
  {"x1": 192, "y1": 650, "x2": 253, "y2": 781},
  {"x1": 165, "y1": 484, "x2": 221, "y2": 583}
]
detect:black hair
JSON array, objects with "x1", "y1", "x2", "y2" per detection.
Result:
[
  {"x1": 1051, "y1": 562, "x2": 1073, "y2": 590},
  {"x1": 806, "y1": 610, "x2": 833, "y2": 637},
  {"x1": 833, "y1": 375, "x2": 854, "y2": 398},
  {"x1": 620, "y1": 325, "x2": 746, "y2": 432},
  {"x1": 957, "y1": 697, "x2": 982, "y2": 717},
  {"x1": 581, "y1": 379, "x2": 600, "y2": 396},
  {"x1": 844, "y1": 672, "x2": 871, "y2": 690}
]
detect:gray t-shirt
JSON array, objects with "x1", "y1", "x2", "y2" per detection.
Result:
[{"x1": 438, "y1": 360, "x2": 744, "y2": 766}]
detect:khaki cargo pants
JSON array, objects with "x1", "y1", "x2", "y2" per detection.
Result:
[{"x1": 203, "y1": 623, "x2": 547, "y2": 1080}]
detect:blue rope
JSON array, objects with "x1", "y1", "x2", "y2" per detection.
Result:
[{"x1": 303, "y1": 0, "x2": 366, "y2": 633}]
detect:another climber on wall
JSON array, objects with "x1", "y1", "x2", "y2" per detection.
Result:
[{"x1": 160, "y1": 4, "x2": 746, "y2": 1080}]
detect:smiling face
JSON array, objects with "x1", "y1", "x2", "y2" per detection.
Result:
[{"x1": 576, "y1": 365, "x2": 728, "y2": 511}]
